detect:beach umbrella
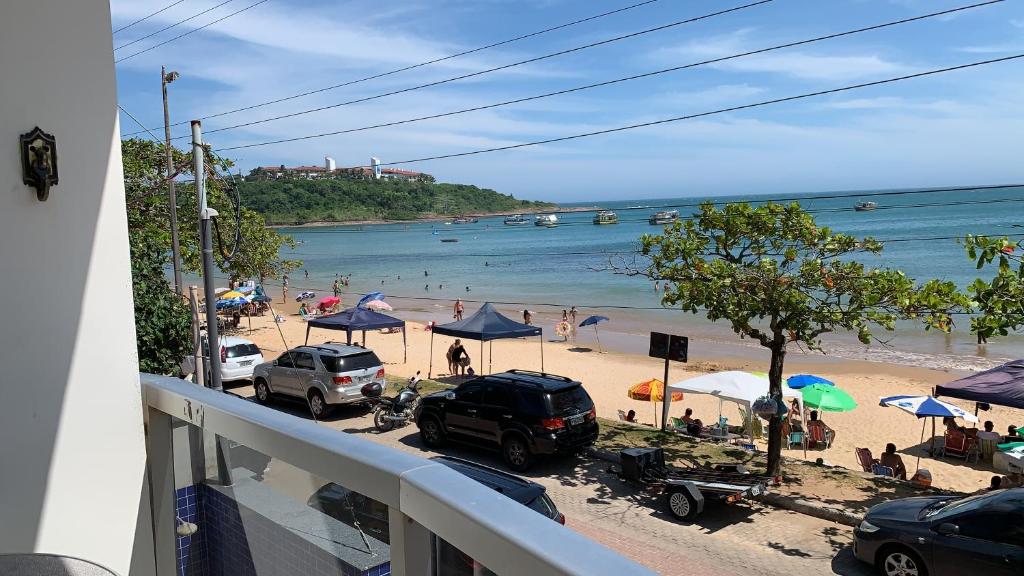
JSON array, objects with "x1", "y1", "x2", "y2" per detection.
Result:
[
  {"x1": 579, "y1": 315, "x2": 609, "y2": 352},
  {"x1": 236, "y1": 285, "x2": 255, "y2": 294},
  {"x1": 252, "y1": 294, "x2": 272, "y2": 303},
  {"x1": 319, "y1": 296, "x2": 341, "y2": 307},
  {"x1": 880, "y1": 395, "x2": 978, "y2": 468},
  {"x1": 788, "y1": 374, "x2": 834, "y2": 389},
  {"x1": 365, "y1": 300, "x2": 393, "y2": 311},
  {"x1": 357, "y1": 292, "x2": 385, "y2": 308},
  {"x1": 221, "y1": 290, "x2": 245, "y2": 300},
  {"x1": 216, "y1": 296, "x2": 249, "y2": 310},
  {"x1": 801, "y1": 384, "x2": 857, "y2": 412},
  {"x1": 628, "y1": 379, "x2": 683, "y2": 426}
]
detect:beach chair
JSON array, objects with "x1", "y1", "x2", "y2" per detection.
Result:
[
  {"x1": 787, "y1": 431, "x2": 804, "y2": 450},
  {"x1": 670, "y1": 417, "x2": 687, "y2": 431},
  {"x1": 980, "y1": 437, "x2": 999, "y2": 462},
  {"x1": 871, "y1": 463, "x2": 895, "y2": 477},
  {"x1": 943, "y1": 430, "x2": 978, "y2": 463},
  {"x1": 855, "y1": 448, "x2": 878, "y2": 472},
  {"x1": 807, "y1": 422, "x2": 832, "y2": 449},
  {"x1": 617, "y1": 410, "x2": 627, "y2": 422}
]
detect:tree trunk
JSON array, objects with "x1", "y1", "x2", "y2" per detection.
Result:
[{"x1": 765, "y1": 343, "x2": 787, "y2": 478}]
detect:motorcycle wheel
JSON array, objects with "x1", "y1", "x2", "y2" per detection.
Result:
[{"x1": 374, "y1": 408, "x2": 395, "y2": 432}]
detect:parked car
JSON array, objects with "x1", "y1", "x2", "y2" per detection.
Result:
[
  {"x1": 853, "y1": 488, "x2": 1024, "y2": 576},
  {"x1": 307, "y1": 455, "x2": 563, "y2": 545},
  {"x1": 201, "y1": 336, "x2": 264, "y2": 383},
  {"x1": 415, "y1": 369, "x2": 598, "y2": 471},
  {"x1": 252, "y1": 343, "x2": 384, "y2": 418}
]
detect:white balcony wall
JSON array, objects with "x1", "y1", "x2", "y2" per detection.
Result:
[{"x1": 0, "y1": 2, "x2": 148, "y2": 574}]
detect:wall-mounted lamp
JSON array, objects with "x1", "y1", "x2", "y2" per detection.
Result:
[{"x1": 20, "y1": 127, "x2": 58, "y2": 201}]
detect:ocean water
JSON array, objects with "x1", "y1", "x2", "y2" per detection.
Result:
[{"x1": 276, "y1": 185, "x2": 1024, "y2": 370}]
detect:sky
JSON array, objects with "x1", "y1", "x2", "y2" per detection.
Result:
[{"x1": 111, "y1": 0, "x2": 1024, "y2": 202}]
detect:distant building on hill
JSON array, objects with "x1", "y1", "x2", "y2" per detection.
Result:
[{"x1": 246, "y1": 158, "x2": 434, "y2": 183}]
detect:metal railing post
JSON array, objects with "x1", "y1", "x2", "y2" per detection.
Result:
[{"x1": 145, "y1": 407, "x2": 177, "y2": 576}]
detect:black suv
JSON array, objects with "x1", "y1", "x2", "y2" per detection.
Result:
[{"x1": 415, "y1": 370, "x2": 599, "y2": 471}]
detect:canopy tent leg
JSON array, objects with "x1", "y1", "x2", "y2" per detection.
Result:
[
  {"x1": 539, "y1": 334, "x2": 544, "y2": 372},
  {"x1": 346, "y1": 328, "x2": 352, "y2": 346},
  {"x1": 363, "y1": 329, "x2": 366, "y2": 346},
  {"x1": 428, "y1": 332, "x2": 435, "y2": 379},
  {"x1": 917, "y1": 417, "x2": 926, "y2": 471},
  {"x1": 402, "y1": 327, "x2": 407, "y2": 364},
  {"x1": 305, "y1": 324, "x2": 311, "y2": 345},
  {"x1": 480, "y1": 340, "x2": 484, "y2": 375},
  {"x1": 489, "y1": 341, "x2": 492, "y2": 374}
]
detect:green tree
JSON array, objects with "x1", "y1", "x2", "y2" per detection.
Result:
[
  {"x1": 962, "y1": 235, "x2": 1024, "y2": 342},
  {"x1": 638, "y1": 202, "x2": 964, "y2": 476},
  {"x1": 121, "y1": 138, "x2": 299, "y2": 370}
]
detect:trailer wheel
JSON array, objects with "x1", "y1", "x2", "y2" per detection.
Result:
[{"x1": 666, "y1": 489, "x2": 698, "y2": 521}]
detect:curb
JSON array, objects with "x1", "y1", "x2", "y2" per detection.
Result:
[{"x1": 587, "y1": 447, "x2": 861, "y2": 527}]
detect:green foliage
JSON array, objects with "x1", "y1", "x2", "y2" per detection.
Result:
[
  {"x1": 641, "y1": 202, "x2": 966, "y2": 475},
  {"x1": 962, "y1": 235, "x2": 1024, "y2": 340},
  {"x1": 238, "y1": 177, "x2": 555, "y2": 224},
  {"x1": 131, "y1": 234, "x2": 193, "y2": 375},
  {"x1": 122, "y1": 138, "x2": 300, "y2": 370}
]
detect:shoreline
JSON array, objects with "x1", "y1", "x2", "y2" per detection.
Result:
[{"x1": 268, "y1": 206, "x2": 601, "y2": 229}]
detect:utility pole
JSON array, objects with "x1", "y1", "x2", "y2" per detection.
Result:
[
  {"x1": 192, "y1": 120, "x2": 223, "y2": 392},
  {"x1": 162, "y1": 66, "x2": 183, "y2": 295}
]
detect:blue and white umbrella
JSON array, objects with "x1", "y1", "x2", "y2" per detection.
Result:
[
  {"x1": 357, "y1": 292, "x2": 385, "y2": 308},
  {"x1": 880, "y1": 395, "x2": 978, "y2": 466},
  {"x1": 578, "y1": 315, "x2": 609, "y2": 352},
  {"x1": 787, "y1": 374, "x2": 834, "y2": 389}
]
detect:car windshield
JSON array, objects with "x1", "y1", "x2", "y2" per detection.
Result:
[
  {"x1": 320, "y1": 351, "x2": 382, "y2": 373},
  {"x1": 548, "y1": 386, "x2": 592, "y2": 415},
  {"x1": 924, "y1": 492, "x2": 998, "y2": 519},
  {"x1": 226, "y1": 344, "x2": 260, "y2": 358}
]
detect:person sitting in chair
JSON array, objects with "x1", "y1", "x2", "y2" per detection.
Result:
[
  {"x1": 879, "y1": 443, "x2": 907, "y2": 480},
  {"x1": 808, "y1": 410, "x2": 836, "y2": 446},
  {"x1": 977, "y1": 420, "x2": 1001, "y2": 441},
  {"x1": 625, "y1": 409, "x2": 637, "y2": 423}
]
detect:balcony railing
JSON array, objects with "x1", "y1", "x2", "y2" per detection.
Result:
[{"x1": 141, "y1": 374, "x2": 653, "y2": 576}]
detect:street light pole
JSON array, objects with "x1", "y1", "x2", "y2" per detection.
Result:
[{"x1": 162, "y1": 66, "x2": 183, "y2": 295}]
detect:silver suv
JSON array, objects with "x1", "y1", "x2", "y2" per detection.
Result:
[{"x1": 252, "y1": 343, "x2": 385, "y2": 418}]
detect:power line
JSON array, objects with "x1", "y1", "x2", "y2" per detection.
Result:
[
  {"x1": 118, "y1": 105, "x2": 163, "y2": 142},
  {"x1": 113, "y1": 0, "x2": 234, "y2": 52},
  {"x1": 184, "y1": 0, "x2": 774, "y2": 140},
  {"x1": 189, "y1": 0, "x2": 1004, "y2": 147},
  {"x1": 220, "y1": 53, "x2": 1024, "y2": 160},
  {"x1": 113, "y1": 0, "x2": 187, "y2": 35},
  {"x1": 115, "y1": 0, "x2": 271, "y2": 64},
  {"x1": 123, "y1": 0, "x2": 666, "y2": 136}
]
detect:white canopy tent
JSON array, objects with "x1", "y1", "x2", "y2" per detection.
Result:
[{"x1": 668, "y1": 371, "x2": 806, "y2": 452}]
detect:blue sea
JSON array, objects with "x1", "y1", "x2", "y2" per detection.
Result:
[{"x1": 274, "y1": 185, "x2": 1024, "y2": 370}]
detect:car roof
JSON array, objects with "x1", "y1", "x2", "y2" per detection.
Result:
[
  {"x1": 430, "y1": 456, "x2": 545, "y2": 504},
  {"x1": 294, "y1": 343, "x2": 373, "y2": 356},
  {"x1": 221, "y1": 336, "x2": 256, "y2": 347},
  {"x1": 484, "y1": 370, "x2": 580, "y2": 392}
]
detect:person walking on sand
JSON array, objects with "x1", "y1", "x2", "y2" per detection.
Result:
[
  {"x1": 523, "y1": 309, "x2": 532, "y2": 325},
  {"x1": 454, "y1": 298, "x2": 464, "y2": 321},
  {"x1": 332, "y1": 279, "x2": 340, "y2": 298},
  {"x1": 282, "y1": 273, "x2": 289, "y2": 302}
]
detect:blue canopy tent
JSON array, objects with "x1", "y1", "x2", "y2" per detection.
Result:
[
  {"x1": 429, "y1": 302, "x2": 543, "y2": 377},
  {"x1": 935, "y1": 359, "x2": 1024, "y2": 411},
  {"x1": 305, "y1": 307, "x2": 407, "y2": 362}
]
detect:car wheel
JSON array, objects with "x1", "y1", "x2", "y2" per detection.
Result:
[
  {"x1": 878, "y1": 546, "x2": 928, "y2": 576},
  {"x1": 254, "y1": 378, "x2": 271, "y2": 405},
  {"x1": 419, "y1": 415, "x2": 446, "y2": 447},
  {"x1": 502, "y1": 435, "x2": 533, "y2": 472},
  {"x1": 308, "y1": 390, "x2": 328, "y2": 419},
  {"x1": 665, "y1": 488, "x2": 698, "y2": 521}
]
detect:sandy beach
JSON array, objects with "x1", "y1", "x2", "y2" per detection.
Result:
[{"x1": 223, "y1": 289, "x2": 1019, "y2": 495}]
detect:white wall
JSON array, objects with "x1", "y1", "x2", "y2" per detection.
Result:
[{"x1": 0, "y1": 2, "x2": 149, "y2": 574}]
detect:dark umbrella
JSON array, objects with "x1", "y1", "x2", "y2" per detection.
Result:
[{"x1": 579, "y1": 315, "x2": 609, "y2": 353}]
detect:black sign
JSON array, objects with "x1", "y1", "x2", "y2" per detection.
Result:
[{"x1": 649, "y1": 332, "x2": 688, "y2": 363}]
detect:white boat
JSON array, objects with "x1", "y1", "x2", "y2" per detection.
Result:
[
  {"x1": 593, "y1": 210, "x2": 619, "y2": 225},
  {"x1": 534, "y1": 214, "x2": 559, "y2": 227},
  {"x1": 649, "y1": 210, "x2": 679, "y2": 225},
  {"x1": 504, "y1": 214, "x2": 528, "y2": 226}
]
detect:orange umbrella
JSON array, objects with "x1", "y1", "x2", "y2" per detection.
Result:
[{"x1": 628, "y1": 379, "x2": 683, "y2": 427}]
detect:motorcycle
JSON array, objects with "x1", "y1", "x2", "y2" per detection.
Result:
[{"x1": 362, "y1": 371, "x2": 421, "y2": 432}]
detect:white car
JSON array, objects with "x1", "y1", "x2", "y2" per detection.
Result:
[{"x1": 218, "y1": 336, "x2": 264, "y2": 382}]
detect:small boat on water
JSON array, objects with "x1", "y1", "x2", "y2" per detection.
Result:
[
  {"x1": 649, "y1": 210, "x2": 679, "y2": 225},
  {"x1": 440, "y1": 238, "x2": 459, "y2": 243},
  {"x1": 534, "y1": 214, "x2": 559, "y2": 228},
  {"x1": 593, "y1": 210, "x2": 619, "y2": 225},
  {"x1": 854, "y1": 201, "x2": 878, "y2": 212},
  {"x1": 504, "y1": 214, "x2": 529, "y2": 226},
  {"x1": 452, "y1": 216, "x2": 478, "y2": 224}
]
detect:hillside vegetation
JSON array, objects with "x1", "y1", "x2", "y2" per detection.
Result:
[{"x1": 239, "y1": 178, "x2": 554, "y2": 224}]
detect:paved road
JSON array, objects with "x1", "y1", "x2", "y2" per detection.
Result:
[{"x1": 230, "y1": 386, "x2": 875, "y2": 576}]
